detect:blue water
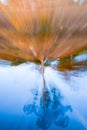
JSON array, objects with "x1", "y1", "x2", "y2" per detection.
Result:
[{"x1": 0, "y1": 62, "x2": 87, "y2": 130}]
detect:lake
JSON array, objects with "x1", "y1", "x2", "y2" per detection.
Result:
[{"x1": 0, "y1": 54, "x2": 87, "y2": 130}]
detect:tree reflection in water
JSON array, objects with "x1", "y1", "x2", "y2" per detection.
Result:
[{"x1": 23, "y1": 85, "x2": 72, "y2": 130}]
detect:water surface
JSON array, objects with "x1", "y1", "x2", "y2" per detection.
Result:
[{"x1": 0, "y1": 58, "x2": 87, "y2": 130}]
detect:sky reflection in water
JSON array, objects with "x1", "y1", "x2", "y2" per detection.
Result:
[
  {"x1": 23, "y1": 86, "x2": 72, "y2": 129},
  {"x1": 0, "y1": 62, "x2": 87, "y2": 130}
]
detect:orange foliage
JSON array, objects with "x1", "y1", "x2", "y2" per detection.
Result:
[{"x1": 0, "y1": 0, "x2": 87, "y2": 62}]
